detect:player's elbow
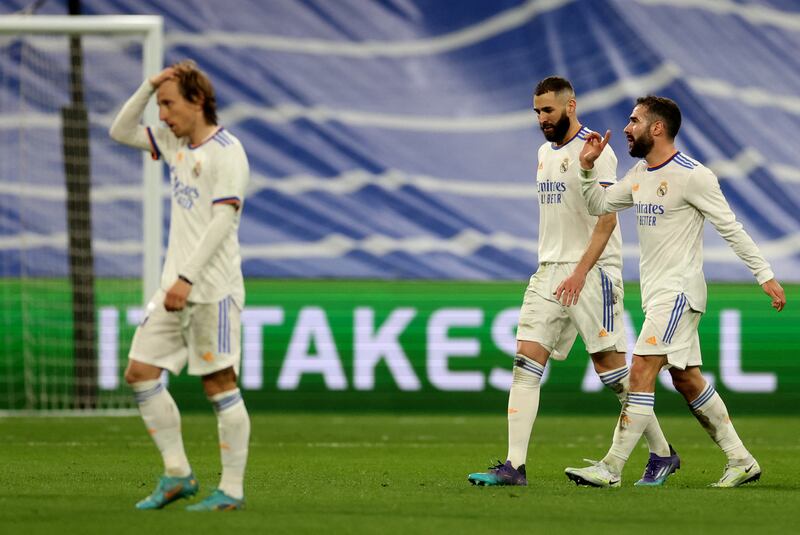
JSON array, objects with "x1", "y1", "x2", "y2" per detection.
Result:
[
  {"x1": 109, "y1": 121, "x2": 124, "y2": 143},
  {"x1": 585, "y1": 203, "x2": 607, "y2": 217},
  {"x1": 596, "y1": 213, "x2": 617, "y2": 232}
]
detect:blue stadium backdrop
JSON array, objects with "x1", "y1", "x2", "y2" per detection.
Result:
[{"x1": 1, "y1": 0, "x2": 799, "y2": 411}]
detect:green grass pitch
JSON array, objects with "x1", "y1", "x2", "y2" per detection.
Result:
[{"x1": 1, "y1": 413, "x2": 797, "y2": 534}]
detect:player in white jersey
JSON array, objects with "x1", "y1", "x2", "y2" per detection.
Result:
[
  {"x1": 468, "y1": 78, "x2": 673, "y2": 487},
  {"x1": 109, "y1": 60, "x2": 250, "y2": 510},
  {"x1": 565, "y1": 96, "x2": 787, "y2": 488}
]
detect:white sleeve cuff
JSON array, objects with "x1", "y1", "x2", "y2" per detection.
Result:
[{"x1": 755, "y1": 268, "x2": 775, "y2": 286}]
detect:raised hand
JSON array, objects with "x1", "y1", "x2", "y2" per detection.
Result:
[
  {"x1": 579, "y1": 129, "x2": 611, "y2": 170},
  {"x1": 148, "y1": 67, "x2": 176, "y2": 88},
  {"x1": 761, "y1": 278, "x2": 786, "y2": 312}
]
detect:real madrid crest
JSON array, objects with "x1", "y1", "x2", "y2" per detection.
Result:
[
  {"x1": 657, "y1": 181, "x2": 668, "y2": 197},
  {"x1": 192, "y1": 161, "x2": 202, "y2": 178},
  {"x1": 560, "y1": 157, "x2": 569, "y2": 173}
]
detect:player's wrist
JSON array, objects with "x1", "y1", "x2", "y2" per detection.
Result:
[
  {"x1": 572, "y1": 265, "x2": 589, "y2": 278},
  {"x1": 579, "y1": 166, "x2": 596, "y2": 179}
]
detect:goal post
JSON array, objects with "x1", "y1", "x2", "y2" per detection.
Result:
[
  {"x1": 0, "y1": 15, "x2": 165, "y2": 302},
  {"x1": 0, "y1": 15, "x2": 163, "y2": 411}
]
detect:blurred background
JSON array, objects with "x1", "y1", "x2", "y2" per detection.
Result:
[{"x1": 1, "y1": 0, "x2": 798, "y2": 414}]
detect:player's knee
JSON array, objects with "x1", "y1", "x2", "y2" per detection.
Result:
[
  {"x1": 201, "y1": 367, "x2": 237, "y2": 397},
  {"x1": 512, "y1": 354, "x2": 546, "y2": 387},
  {"x1": 670, "y1": 373, "x2": 690, "y2": 394},
  {"x1": 590, "y1": 350, "x2": 626, "y2": 373},
  {"x1": 629, "y1": 356, "x2": 662, "y2": 391},
  {"x1": 669, "y1": 368, "x2": 704, "y2": 400},
  {"x1": 516, "y1": 340, "x2": 549, "y2": 362},
  {"x1": 124, "y1": 361, "x2": 161, "y2": 385},
  {"x1": 123, "y1": 369, "x2": 138, "y2": 385}
]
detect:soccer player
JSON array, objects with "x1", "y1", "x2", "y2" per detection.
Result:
[
  {"x1": 468, "y1": 77, "x2": 675, "y2": 487},
  {"x1": 109, "y1": 60, "x2": 251, "y2": 510},
  {"x1": 565, "y1": 95, "x2": 786, "y2": 488}
]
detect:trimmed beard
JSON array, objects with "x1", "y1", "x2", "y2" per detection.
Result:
[
  {"x1": 629, "y1": 130, "x2": 655, "y2": 158},
  {"x1": 541, "y1": 111, "x2": 571, "y2": 144}
]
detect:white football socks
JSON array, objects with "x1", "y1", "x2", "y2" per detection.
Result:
[
  {"x1": 132, "y1": 380, "x2": 192, "y2": 477},
  {"x1": 603, "y1": 392, "x2": 655, "y2": 474},
  {"x1": 506, "y1": 356, "x2": 545, "y2": 470},
  {"x1": 599, "y1": 366, "x2": 670, "y2": 457},
  {"x1": 689, "y1": 383, "x2": 751, "y2": 462},
  {"x1": 211, "y1": 388, "x2": 250, "y2": 500}
]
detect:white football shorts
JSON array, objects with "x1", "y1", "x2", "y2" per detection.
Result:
[
  {"x1": 633, "y1": 293, "x2": 702, "y2": 369},
  {"x1": 128, "y1": 289, "x2": 241, "y2": 377},
  {"x1": 517, "y1": 262, "x2": 627, "y2": 359}
]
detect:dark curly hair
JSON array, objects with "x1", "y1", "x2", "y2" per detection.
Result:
[{"x1": 635, "y1": 95, "x2": 681, "y2": 139}]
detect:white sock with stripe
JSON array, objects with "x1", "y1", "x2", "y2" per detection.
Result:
[
  {"x1": 598, "y1": 366, "x2": 670, "y2": 457},
  {"x1": 603, "y1": 392, "x2": 655, "y2": 474},
  {"x1": 689, "y1": 383, "x2": 751, "y2": 462},
  {"x1": 506, "y1": 355, "x2": 544, "y2": 470},
  {"x1": 211, "y1": 388, "x2": 250, "y2": 500},
  {"x1": 132, "y1": 380, "x2": 191, "y2": 477}
]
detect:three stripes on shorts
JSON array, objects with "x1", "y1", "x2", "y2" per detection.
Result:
[
  {"x1": 218, "y1": 296, "x2": 233, "y2": 354},
  {"x1": 663, "y1": 293, "x2": 687, "y2": 344},
  {"x1": 599, "y1": 268, "x2": 614, "y2": 333}
]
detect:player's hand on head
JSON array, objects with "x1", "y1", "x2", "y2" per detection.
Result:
[
  {"x1": 761, "y1": 278, "x2": 786, "y2": 312},
  {"x1": 554, "y1": 271, "x2": 586, "y2": 307},
  {"x1": 164, "y1": 278, "x2": 192, "y2": 312},
  {"x1": 579, "y1": 130, "x2": 611, "y2": 170},
  {"x1": 149, "y1": 67, "x2": 176, "y2": 88}
]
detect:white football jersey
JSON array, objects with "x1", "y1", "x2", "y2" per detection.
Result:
[
  {"x1": 581, "y1": 151, "x2": 774, "y2": 312},
  {"x1": 536, "y1": 125, "x2": 623, "y2": 278},
  {"x1": 148, "y1": 126, "x2": 249, "y2": 306}
]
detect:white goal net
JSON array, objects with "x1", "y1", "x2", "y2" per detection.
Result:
[{"x1": 0, "y1": 15, "x2": 162, "y2": 411}]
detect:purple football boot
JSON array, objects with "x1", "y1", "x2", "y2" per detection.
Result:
[
  {"x1": 468, "y1": 460, "x2": 528, "y2": 486},
  {"x1": 635, "y1": 445, "x2": 681, "y2": 486}
]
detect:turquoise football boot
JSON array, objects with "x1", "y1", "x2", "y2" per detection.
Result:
[
  {"x1": 186, "y1": 489, "x2": 244, "y2": 511},
  {"x1": 135, "y1": 473, "x2": 199, "y2": 510}
]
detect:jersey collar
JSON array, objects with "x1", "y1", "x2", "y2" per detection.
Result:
[
  {"x1": 551, "y1": 125, "x2": 587, "y2": 151},
  {"x1": 647, "y1": 151, "x2": 679, "y2": 171},
  {"x1": 189, "y1": 126, "x2": 224, "y2": 150}
]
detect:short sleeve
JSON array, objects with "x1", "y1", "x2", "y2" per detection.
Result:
[{"x1": 211, "y1": 142, "x2": 250, "y2": 209}]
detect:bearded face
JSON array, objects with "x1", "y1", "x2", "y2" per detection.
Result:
[
  {"x1": 540, "y1": 109, "x2": 572, "y2": 144},
  {"x1": 628, "y1": 126, "x2": 655, "y2": 158}
]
